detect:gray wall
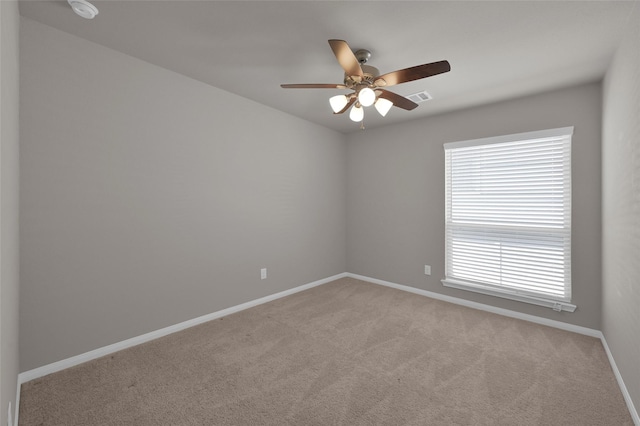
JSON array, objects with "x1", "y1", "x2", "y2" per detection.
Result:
[
  {"x1": 19, "y1": 18, "x2": 346, "y2": 371},
  {"x1": 602, "y1": 3, "x2": 640, "y2": 416},
  {"x1": 1, "y1": 0, "x2": 20, "y2": 421},
  {"x1": 347, "y1": 82, "x2": 602, "y2": 329},
  {"x1": 17, "y1": 13, "x2": 637, "y2": 420}
]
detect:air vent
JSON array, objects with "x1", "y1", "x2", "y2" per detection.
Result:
[{"x1": 406, "y1": 90, "x2": 433, "y2": 103}]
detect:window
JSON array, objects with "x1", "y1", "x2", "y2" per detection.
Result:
[{"x1": 442, "y1": 127, "x2": 575, "y2": 312}]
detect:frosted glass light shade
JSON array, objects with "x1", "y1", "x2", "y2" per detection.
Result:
[
  {"x1": 329, "y1": 95, "x2": 349, "y2": 113},
  {"x1": 358, "y1": 88, "x2": 376, "y2": 107},
  {"x1": 349, "y1": 104, "x2": 364, "y2": 122},
  {"x1": 374, "y1": 98, "x2": 393, "y2": 117}
]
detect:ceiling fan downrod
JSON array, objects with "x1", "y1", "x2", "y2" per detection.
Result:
[{"x1": 354, "y1": 49, "x2": 371, "y2": 64}]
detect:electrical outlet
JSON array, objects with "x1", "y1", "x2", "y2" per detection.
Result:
[
  {"x1": 260, "y1": 268, "x2": 267, "y2": 280},
  {"x1": 424, "y1": 265, "x2": 431, "y2": 275}
]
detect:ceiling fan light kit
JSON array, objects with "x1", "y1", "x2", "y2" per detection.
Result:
[
  {"x1": 349, "y1": 104, "x2": 364, "y2": 122},
  {"x1": 358, "y1": 87, "x2": 376, "y2": 107},
  {"x1": 281, "y1": 39, "x2": 450, "y2": 128},
  {"x1": 374, "y1": 97, "x2": 393, "y2": 117},
  {"x1": 329, "y1": 94, "x2": 349, "y2": 113}
]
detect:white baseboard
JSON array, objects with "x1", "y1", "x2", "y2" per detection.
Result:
[
  {"x1": 14, "y1": 273, "x2": 341, "y2": 425},
  {"x1": 346, "y1": 272, "x2": 638, "y2": 425},
  {"x1": 600, "y1": 335, "x2": 640, "y2": 425},
  {"x1": 16, "y1": 273, "x2": 347, "y2": 388},
  {"x1": 15, "y1": 271, "x2": 637, "y2": 425},
  {"x1": 13, "y1": 381, "x2": 19, "y2": 426},
  {"x1": 345, "y1": 273, "x2": 601, "y2": 337}
]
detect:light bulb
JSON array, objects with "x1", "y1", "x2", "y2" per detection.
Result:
[
  {"x1": 374, "y1": 98, "x2": 393, "y2": 117},
  {"x1": 329, "y1": 95, "x2": 348, "y2": 113},
  {"x1": 358, "y1": 87, "x2": 376, "y2": 107},
  {"x1": 349, "y1": 104, "x2": 364, "y2": 122}
]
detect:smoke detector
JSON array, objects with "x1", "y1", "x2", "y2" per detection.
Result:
[{"x1": 68, "y1": 0, "x2": 99, "y2": 19}]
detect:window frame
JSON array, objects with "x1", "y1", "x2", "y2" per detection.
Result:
[{"x1": 442, "y1": 127, "x2": 576, "y2": 312}]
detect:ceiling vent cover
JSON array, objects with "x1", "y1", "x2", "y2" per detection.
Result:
[{"x1": 406, "y1": 90, "x2": 433, "y2": 103}]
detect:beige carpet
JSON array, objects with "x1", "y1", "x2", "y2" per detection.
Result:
[{"x1": 19, "y1": 277, "x2": 632, "y2": 425}]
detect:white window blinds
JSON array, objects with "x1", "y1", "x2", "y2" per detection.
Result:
[{"x1": 443, "y1": 127, "x2": 574, "y2": 311}]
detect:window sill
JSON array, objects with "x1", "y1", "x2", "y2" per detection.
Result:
[{"x1": 441, "y1": 279, "x2": 576, "y2": 313}]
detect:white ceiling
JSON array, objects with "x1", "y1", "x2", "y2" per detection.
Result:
[{"x1": 18, "y1": 1, "x2": 638, "y2": 134}]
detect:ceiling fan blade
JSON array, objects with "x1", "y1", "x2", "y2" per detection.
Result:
[
  {"x1": 328, "y1": 39, "x2": 363, "y2": 78},
  {"x1": 334, "y1": 97, "x2": 356, "y2": 115},
  {"x1": 377, "y1": 89, "x2": 419, "y2": 111},
  {"x1": 376, "y1": 60, "x2": 451, "y2": 87},
  {"x1": 281, "y1": 83, "x2": 347, "y2": 89}
]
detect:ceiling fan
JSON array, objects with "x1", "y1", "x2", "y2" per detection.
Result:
[{"x1": 281, "y1": 39, "x2": 451, "y2": 127}]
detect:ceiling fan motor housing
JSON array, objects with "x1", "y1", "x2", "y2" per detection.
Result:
[{"x1": 344, "y1": 64, "x2": 380, "y2": 89}]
